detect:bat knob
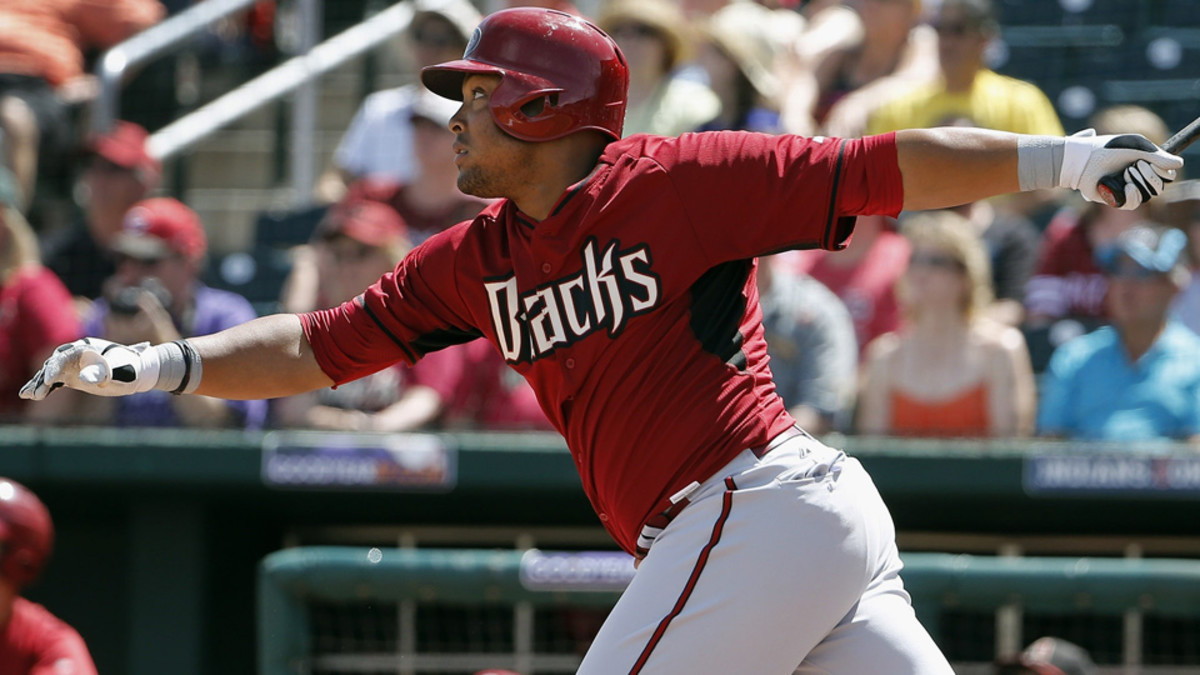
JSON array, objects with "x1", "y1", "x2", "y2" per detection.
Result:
[{"x1": 1097, "y1": 174, "x2": 1126, "y2": 208}]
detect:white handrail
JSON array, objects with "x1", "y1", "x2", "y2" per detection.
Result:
[
  {"x1": 93, "y1": 0, "x2": 262, "y2": 135},
  {"x1": 148, "y1": 1, "x2": 416, "y2": 203}
]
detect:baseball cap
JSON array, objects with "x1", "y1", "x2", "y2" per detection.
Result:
[
  {"x1": 1094, "y1": 224, "x2": 1188, "y2": 278},
  {"x1": 410, "y1": 89, "x2": 460, "y2": 127},
  {"x1": 112, "y1": 197, "x2": 207, "y2": 261},
  {"x1": 318, "y1": 200, "x2": 409, "y2": 249},
  {"x1": 86, "y1": 121, "x2": 162, "y2": 184},
  {"x1": 995, "y1": 637, "x2": 1098, "y2": 675},
  {"x1": 412, "y1": 0, "x2": 481, "y2": 46}
]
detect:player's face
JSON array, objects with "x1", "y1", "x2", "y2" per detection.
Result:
[{"x1": 451, "y1": 74, "x2": 537, "y2": 201}]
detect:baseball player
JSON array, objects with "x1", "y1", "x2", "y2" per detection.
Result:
[
  {"x1": 0, "y1": 478, "x2": 98, "y2": 674},
  {"x1": 20, "y1": 8, "x2": 1182, "y2": 673}
]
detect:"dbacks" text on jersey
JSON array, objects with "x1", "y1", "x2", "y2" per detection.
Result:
[{"x1": 484, "y1": 238, "x2": 662, "y2": 363}]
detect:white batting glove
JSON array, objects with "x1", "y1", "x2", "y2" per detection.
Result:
[
  {"x1": 1059, "y1": 129, "x2": 1183, "y2": 209},
  {"x1": 19, "y1": 338, "x2": 162, "y2": 400}
]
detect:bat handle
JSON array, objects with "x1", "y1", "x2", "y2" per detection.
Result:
[{"x1": 1097, "y1": 171, "x2": 1127, "y2": 208}]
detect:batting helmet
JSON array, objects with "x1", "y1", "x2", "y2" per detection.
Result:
[
  {"x1": 421, "y1": 8, "x2": 628, "y2": 142},
  {"x1": 0, "y1": 478, "x2": 53, "y2": 588}
]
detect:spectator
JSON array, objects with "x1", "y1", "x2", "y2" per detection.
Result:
[
  {"x1": 1038, "y1": 224, "x2": 1200, "y2": 443},
  {"x1": 858, "y1": 210, "x2": 1035, "y2": 437},
  {"x1": 41, "y1": 121, "x2": 161, "y2": 301},
  {"x1": 84, "y1": 198, "x2": 266, "y2": 428},
  {"x1": 758, "y1": 256, "x2": 857, "y2": 435},
  {"x1": 445, "y1": 339, "x2": 554, "y2": 432},
  {"x1": 340, "y1": 91, "x2": 489, "y2": 246},
  {"x1": 597, "y1": 0, "x2": 721, "y2": 137},
  {"x1": 0, "y1": 177, "x2": 82, "y2": 425},
  {"x1": 0, "y1": 477, "x2": 97, "y2": 675},
  {"x1": 274, "y1": 201, "x2": 462, "y2": 432},
  {"x1": 784, "y1": 213, "x2": 909, "y2": 357},
  {"x1": 1025, "y1": 106, "x2": 1172, "y2": 332},
  {"x1": 947, "y1": 198, "x2": 1041, "y2": 327},
  {"x1": 695, "y1": 2, "x2": 784, "y2": 134},
  {"x1": 0, "y1": 0, "x2": 164, "y2": 209},
  {"x1": 1164, "y1": 180, "x2": 1200, "y2": 335},
  {"x1": 318, "y1": 0, "x2": 481, "y2": 202},
  {"x1": 994, "y1": 636, "x2": 1097, "y2": 675},
  {"x1": 781, "y1": 0, "x2": 937, "y2": 138},
  {"x1": 865, "y1": 0, "x2": 1063, "y2": 139}
]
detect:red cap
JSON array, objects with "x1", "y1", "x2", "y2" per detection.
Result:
[
  {"x1": 319, "y1": 200, "x2": 409, "y2": 248},
  {"x1": 87, "y1": 121, "x2": 161, "y2": 184},
  {"x1": 113, "y1": 198, "x2": 207, "y2": 260}
]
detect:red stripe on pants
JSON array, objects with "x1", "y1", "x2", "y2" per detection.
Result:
[{"x1": 629, "y1": 477, "x2": 738, "y2": 674}]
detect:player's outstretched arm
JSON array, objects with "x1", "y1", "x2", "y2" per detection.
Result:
[
  {"x1": 20, "y1": 314, "x2": 333, "y2": 403},
  {"x1": 894, "y1": 127, "x2": 1182, "y2": 212}
]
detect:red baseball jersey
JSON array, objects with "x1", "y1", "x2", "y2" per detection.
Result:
[
  {"x1": 0, "y1": 597, "x2": 97, "y2": 675},
  {"x1": 302, "y1": 131, "x2": 904, "y2": 553}
]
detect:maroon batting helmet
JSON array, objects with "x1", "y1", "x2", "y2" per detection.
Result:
[
  {"x1": 421, "y1": 8, "x2": 628, "y2": 142},
  {"x1": 0, "y1": 478, "x2": 53, "y2": 588}
]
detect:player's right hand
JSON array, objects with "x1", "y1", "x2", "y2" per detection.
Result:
[
  {"x1": 19, "y1": 338, "x2": 162, "y2": 401},
  {"x1": 1059, "y1": 129, "x2": 1183, "y2": 209}
]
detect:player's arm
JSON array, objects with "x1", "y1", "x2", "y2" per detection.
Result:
[
  {"x1": 894, "y1": 127, "x2": 1182, "y2": 212},
  {"x1": 20, "y1": 314, "x2": 333, "y2": 403},
  {"x1": 189, "y1": 314, "x2": 332, "y2": 399}
]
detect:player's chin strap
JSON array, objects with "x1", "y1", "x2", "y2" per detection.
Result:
[{"x1": 158, "y1": 339, "x2": 203, "y2": 395}]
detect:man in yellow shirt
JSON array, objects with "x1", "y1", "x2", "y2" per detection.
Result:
[{"x1": 866, "y1": 0, "x2": 1064, "y2": 137}]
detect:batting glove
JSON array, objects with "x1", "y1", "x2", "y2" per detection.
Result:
[
  {"x1": 1060, "y1": 129, "x2": 1183, "y2": 209},
  {"x1": 20, "y1": 338, "x2": 164, "y2": 400}
]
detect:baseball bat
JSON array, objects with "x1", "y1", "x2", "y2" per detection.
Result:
[{"x1": 1097, "y1": 113, "x2": 1200, "y2": 207}]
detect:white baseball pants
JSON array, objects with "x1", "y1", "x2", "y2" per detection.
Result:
[{"x1": 576, "y1": 431, "x2": 954, "y2": 675}]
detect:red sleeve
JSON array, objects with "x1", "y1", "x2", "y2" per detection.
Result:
[
  {"x1": 300, "y1": 227, "x2": 482, "y2": 385},
  {"x1": 13, "y1": 269, "x2": 82, "y2": 367},
  {"x1": 652, "y1": 131, "x2": 903, "y2": 265}
]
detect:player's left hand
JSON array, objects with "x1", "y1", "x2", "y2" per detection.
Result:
[
  {"x1": 19, "y1": 338, "x2": 162, "y2": 400},
  {"x1": 1059, "y1": 129, "x2": 1183, "y2": 209}
]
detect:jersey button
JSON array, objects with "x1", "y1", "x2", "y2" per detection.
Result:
[
  {"x1": 598, "y1": 513, "x2": 609, "y2": 521},
  {"x1": 541, "y1": 263, "x2": 552, "y2": 274},
  {"x1": 565, "y1": 358, "x2": 576, "y2": 368}
]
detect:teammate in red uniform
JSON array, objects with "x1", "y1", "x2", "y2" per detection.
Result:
[
  {"x1": 20, "y1": 8, "x2": 1182, "y2": 673},
  {"x1": 0, "y1": 478, "x2": 97, "y2": 675}
]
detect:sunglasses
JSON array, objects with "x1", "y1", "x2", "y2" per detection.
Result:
[
  {"x1": 933, "y1": 22, "x2": 979, "y2": 37},
  {"x1": 1104, "y1": 262, "x2": 1163, "y2": 281},
  {"x1": 111, "y1": 252, "x2": 169, "y2": 267},
  {"x1": 609, "y1": 24, "x2": 660, "y2": 41},
  {"x1": 909, "y1": 252, "x2": 965, "y2": 271}
]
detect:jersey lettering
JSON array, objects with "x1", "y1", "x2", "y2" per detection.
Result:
[{"x1": 484, "y1": 237, "x2": 662, "y2": 363}]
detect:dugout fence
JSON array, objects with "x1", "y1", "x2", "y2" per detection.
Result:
[{"x1": 259, "y1": 547, "x2": 1200, "y2": 675}]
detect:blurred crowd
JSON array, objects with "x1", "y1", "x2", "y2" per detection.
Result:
[{"x1": 0, "y1": 0, "x2": 1197, "y2": 444}]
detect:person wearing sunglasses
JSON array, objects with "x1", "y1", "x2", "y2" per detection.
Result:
[
  {"x1": 597, "y1": 0, "x2": 721, "y2": 137},
  {"x1": 1038, "y1": 224, "x2": 1200, "y2": 443},
  {"x1": 318, "y1": 0, "x2": 481, "y2": 202},
  {"x1": 274, "y1": 199, "x2": 463, "y2": 433},
  {"x1": 82, "y1": 198, "x2": 266, "y2": 429},
  {"x1": 858, "y1": 209, "x2": 1036, "y2": 438},
  {"x1": 866, "y1": 0, "x2": 1063, "y2": 140}
]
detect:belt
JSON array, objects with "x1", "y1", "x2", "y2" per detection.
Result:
[{"x1": 634, "y1": 426, "x2": 808, "y2": 559}]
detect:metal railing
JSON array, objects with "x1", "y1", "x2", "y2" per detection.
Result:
[
  {"x1": 94, "y1": 0, "x2": 415, "y2": 205},
  {"x1": 147, "y1": 1, "x2": 416, "y2": 203},
  {"x1": 93, "y1": 0, "x2": 263, "y2": 135}
]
